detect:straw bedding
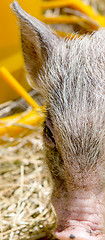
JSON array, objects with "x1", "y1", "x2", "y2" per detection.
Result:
[
  {"x1": 0, "y1": 95, "x2": 57, "y2": 240},
  {"x1": 0, "y1": 125, "x2": 57, "y2": 240}
]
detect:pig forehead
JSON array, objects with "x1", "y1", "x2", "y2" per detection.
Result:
[
  {"x1": 48, "y1": 67, "x2": 105, "y2": 148},
  {"x1": 49, "y1": 84, "x2": 105, "y2": 138},
  {"x1": 49, "y1": 104, "x2": 105, "y2": 167},
  {"x1": 45, "y1": 29, "x2": 105, "y2": 100},
  {"x1": 43, "y1": 29, "x2": 105, "y2": 145},
  {"x1": 45, "y1": 29, "x2": 105, "y2": 116}
]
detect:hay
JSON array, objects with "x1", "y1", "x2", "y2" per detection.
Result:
[
  {"x1": 0, "y1": 91, "x2": 57, "y2": 240},
  {"x1": 0, "y1": 127, "x2": 57, "y2": 240},
  {"x1": 84, "y1": 0, "x2": 105, "y2": 15}
]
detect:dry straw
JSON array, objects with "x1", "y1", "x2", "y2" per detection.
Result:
[{"x1": 0, "y1": 123, "x2": 56, "y2": 240}]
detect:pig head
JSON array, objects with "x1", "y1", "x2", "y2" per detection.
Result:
[{"x1": 12, "y1": 2, "x2": 105, "y2": 239}]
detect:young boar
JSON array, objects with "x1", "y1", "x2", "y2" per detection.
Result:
[{"x1": 12, "y1": 2, "x2": 105, "y2": 239}]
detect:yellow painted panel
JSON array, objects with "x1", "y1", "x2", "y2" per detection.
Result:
[
  {"x1": 0, "y1": 0, "x2": 42, "y2": 53},
  {"x1": 0, "y1": 0, "x2": 42, "y2": 103}
]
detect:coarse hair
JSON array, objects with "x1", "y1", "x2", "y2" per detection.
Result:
[{"x1": 41, "y1": 29, "x2": 105, "y2": 171}]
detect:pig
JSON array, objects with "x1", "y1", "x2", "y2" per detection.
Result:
[{"x1": 12, "y1": 2, "x2": 105, "y2": 239}]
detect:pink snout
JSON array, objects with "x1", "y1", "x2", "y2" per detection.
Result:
[
  {"x1": 53, "y1": 226, "x2": 105, "y2": 240},
  {"x1": 52, "y1": 191, "x2": 105, "y2": 240}
]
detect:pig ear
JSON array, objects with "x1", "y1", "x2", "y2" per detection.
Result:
[{"x1": 11, "y1": 1, "x2": 59, "y2": 90}]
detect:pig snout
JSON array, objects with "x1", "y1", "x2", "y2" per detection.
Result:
[
  {"x1": 53, "y1": 222, "x2": 105, "y2": 240},
  {"x1": 54, "y1": 229, "x2": 104, "y2": 240},
  {"x1": 54, "y1": 226, "x2": 105, "y2": 240},
  {"x1": 52, "y1": 190, "x2": 105, "y2": 240}
]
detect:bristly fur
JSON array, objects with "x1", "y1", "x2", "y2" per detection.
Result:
[
  {"x1": 40, "y1": 30, "x2": 105, "y2": 171},
  {"x1": 12, "y1": 1, "x2": 105, "y2": 174}
]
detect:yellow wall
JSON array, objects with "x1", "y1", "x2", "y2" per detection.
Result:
[
  {"x1": 0, "y1": 0, "x2": 41, "y2": 57},
  {"x1": 0, "y1": 0, "x2": 41, "y2": 103}
]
